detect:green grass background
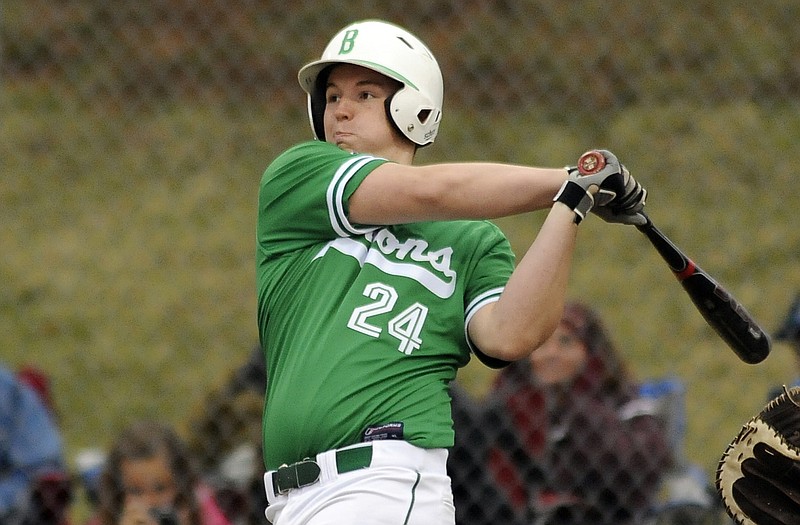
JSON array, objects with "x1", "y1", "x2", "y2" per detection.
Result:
[{"x1": 3, "y1": 84, "x2": 798, "y2": 467}]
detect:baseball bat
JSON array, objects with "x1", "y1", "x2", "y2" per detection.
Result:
[{"x1": 577, "y1": 150, "x2": 771, "y2": 364}]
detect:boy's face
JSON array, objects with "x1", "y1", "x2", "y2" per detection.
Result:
[{"x1": 323, "y1": 64, "x2": 410, "y2": 159}]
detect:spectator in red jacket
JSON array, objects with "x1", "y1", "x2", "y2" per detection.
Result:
[{"x1": 485, "y1": 302, "x2": 672, "y2": 525}]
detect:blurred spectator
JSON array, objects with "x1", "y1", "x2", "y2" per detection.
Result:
[
  {"x1": 483, "y1": 302, "x2": 672, "y2": 525},
  {"x1": 448, "y1": 382, "x2": 521, "y2": 525},
  {"x1": 770, "y1": 292, "x2": 800, "y2": 398},
  {"x1": 17, "y1": 367, "x2": 58, "y2": 419},
  {"x1": 183, "y1": 345, "x2": 266, "y2": 525},
  {"x1": 74, "y1": 448, "x2": 106, "y2": 510},
  {"x1": 0, "y1": 364, "x2": 71, "y2": 525},
  {"x1": 87, "y1": 420, "x2": 231, "y2": 525},
  {"x1": 637, "y1": 377, "x2": 720, "y2": 524}
]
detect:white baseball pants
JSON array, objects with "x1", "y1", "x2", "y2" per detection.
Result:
[{"x1": 264, "y1": 440, "x2": 455, "y2": 525}]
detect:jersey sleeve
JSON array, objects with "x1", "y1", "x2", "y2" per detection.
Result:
[
  {"x1": 462, "y1": 222, "x2": 516, "y2": 368},
  {"x1": 257, "y1": 141, "x2": 389, "y2": 260}
]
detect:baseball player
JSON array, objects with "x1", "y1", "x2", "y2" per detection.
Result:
[{"x1": 255, "y1": 19, "x2": 647, "y2": 525}]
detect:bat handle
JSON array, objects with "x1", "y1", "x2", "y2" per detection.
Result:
[
  {"x1": 577, "y1": 150, "x2": 606, "y2": 175},
  {"x1": 635, "y1": 215, "x2": 692, "y2": 276}
]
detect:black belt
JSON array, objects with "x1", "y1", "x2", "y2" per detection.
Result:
[{"x1": 271, "y1": 444, "x2": 373, "y2": 496}]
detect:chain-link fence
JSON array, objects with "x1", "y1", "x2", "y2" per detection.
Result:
[{"x1": 3, "y1": 1, "x2": 800, "y2": 523}]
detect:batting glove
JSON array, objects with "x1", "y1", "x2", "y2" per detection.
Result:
[
  {"x1": 592, "y1": 174, "x2": 648, "y2": 226},
  {"x1": 554, "y1": 149, "x2": 629, "y2": 224}
]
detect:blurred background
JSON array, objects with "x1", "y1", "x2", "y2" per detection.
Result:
[{"x1": 2, "y1": 0, "x2": 800, "y2": 522}]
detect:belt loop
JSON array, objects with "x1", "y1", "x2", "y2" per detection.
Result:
[
  {"x1": 264, "y1": 471, "x2": 279, "y2": 504},
  {"x1": 335, "y1": 444, "x2": 373, "y2": 474}
]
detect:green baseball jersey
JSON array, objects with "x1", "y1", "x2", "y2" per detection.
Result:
[{"x1": 256, "y1": 140, "x2": 515, "y2": 469}]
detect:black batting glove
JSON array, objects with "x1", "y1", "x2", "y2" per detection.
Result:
[{"x1": 582, "y1": 149, "x2": 648, "y2": 226}]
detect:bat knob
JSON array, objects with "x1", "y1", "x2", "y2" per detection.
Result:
[{"x1": 578, "y1": 150, "x2": 606, "y2": 175}]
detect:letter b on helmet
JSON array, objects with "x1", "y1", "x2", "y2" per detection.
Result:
[{"x1": 339, "y1": 30, "x2": 358, "y2": 55}]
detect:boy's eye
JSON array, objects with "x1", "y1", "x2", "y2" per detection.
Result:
[{"x1": 326, "y1": 93, "x2": 340, "y2": 103}]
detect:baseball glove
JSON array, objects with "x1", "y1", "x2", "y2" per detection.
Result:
[{"x1": 716, "y1": 385, "x2": 800, "y2": 525}]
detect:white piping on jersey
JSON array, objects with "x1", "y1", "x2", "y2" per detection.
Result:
[
  {"x1": 463, "y1": 287, "x2": 504, "y2": 351},
  {"x1": 326, "y1": 154, "x2": 383, "y2": 237},
  {"x1": 464, "y1": 287, "x2": 504, "y2": 325},
  {"x1": 314, "y1": 231, "x2": 458, "y2": 299}
]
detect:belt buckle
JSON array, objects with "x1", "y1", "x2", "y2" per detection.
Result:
[{"x1": 274, "y1": 459, "x2": 321, "y2": 495}]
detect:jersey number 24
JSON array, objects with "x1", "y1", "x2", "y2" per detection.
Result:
[{"x1": 347, "y1": 282, "x2": 429, "y2": 355}]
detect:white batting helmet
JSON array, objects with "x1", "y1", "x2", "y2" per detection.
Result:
[{"x1": 297, "y1": 19, "x2": 444, "y2": 146}]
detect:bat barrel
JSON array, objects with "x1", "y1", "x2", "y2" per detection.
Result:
[
  {"x1": 638, "y1": 215, "x2": 771, "y2": 364},
  {"x1": 681, "y1": 274, "x2": 771, "y2": 364}
]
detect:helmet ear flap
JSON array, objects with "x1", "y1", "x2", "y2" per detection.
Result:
[
  {"x1": 383, "y1": 94, "x2": 410, "y2": 145},
  {"x1": 308, "y1": 66, "x2": 332, "y2": 141},
  {"x1": 388, "y1": 86, "x2": 442, "y2": 147}
]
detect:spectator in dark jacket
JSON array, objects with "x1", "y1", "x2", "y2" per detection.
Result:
[
  {"x1": 448, "y1": 382, "x2": 522, "y2": 525},
  {"x1": 484, "y1": 302, "x2": 672, "y2": 525},
  {"x1": 183, "y1": 345, "x2": 267, "y2": 525}
]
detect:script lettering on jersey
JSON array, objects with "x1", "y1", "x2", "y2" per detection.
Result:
[{"x1": 315, "y1": 228, "x2": 457, "y2": 299}]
